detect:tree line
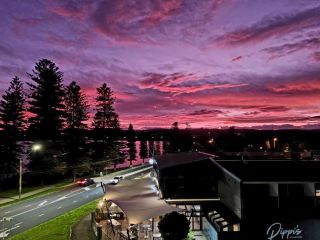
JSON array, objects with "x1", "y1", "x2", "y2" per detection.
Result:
[{"x1": 0, "y1": 58, "x2": 144, "y2": 186}]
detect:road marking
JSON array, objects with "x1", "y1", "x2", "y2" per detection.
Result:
[
  {"x1": 8, "y1": 168, "x2": 146, "y2": 219},
  {"x1": 38, "y1": 200, "x2": 48, "y2": 206},
  {"x1": 0, "y1": 225, "x2": 20, "y2": 238},
  {"x1": 58, "y1": 206, "x2": 62, "y2": 209},
  {"x1": 72, "y1": 200, "x2": 77, "y2": 203},
  {"x1": 0, "y1": 231, "x2": 8, "y2": 238},
  {"x1": 84, "y1": 187, "x2": 90, "y2": 191},
  {"x1": 9, "y1": 189, "x2": 89, "y2": 218},
  {"x1": 14, "y1": 222, "x2": 22, "y2": 226},
  {"x1": 38, "y1": 214, "x2": 44, "y2": 217},
  {"x1": 0, "y1": 228, "x2": 7, "y2": 232},
  {"x1": 4, "y1": 211, "x2": 10, "y2": 214}
]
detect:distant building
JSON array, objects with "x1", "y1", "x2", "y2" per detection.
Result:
[{"x1": 153, "y1": 152, "x2": 320, "y2": 240}]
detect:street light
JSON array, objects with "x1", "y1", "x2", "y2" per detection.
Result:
[
  {"x1": 19, "y1": 143, "x2": 42, "y2": 199},
  {"x1": 273, "y1": 138, "x2": 278, "y2": 149}
]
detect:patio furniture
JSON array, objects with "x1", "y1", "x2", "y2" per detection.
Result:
[{"x1": 152, "y1": 233, "x2": 161, "y2": 240}]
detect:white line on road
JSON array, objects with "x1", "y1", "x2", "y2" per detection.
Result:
[
  {"x1": 4, "y1": 211, "x2": 10, "y2": 214},
  {"x1": 84, "y1": 187, "x2": 90, "y2": 191},
  {"x1": 6, "y1": 168, "x2": 146, "y2": 220},
  {"x1": 14, "y1": 222, "x2": 22, "y2": 226},
  {"x1": 73, "y1": 200, "x2": 77, "y2": 203},
  {"x1": 9, "y1": 188, "x2": 92, "y2": 219},
  {"x1": 38, "y1": 200, "x2": 48, "y2": 206},
  {"x1": 0, "y1": 225, "x2": 20, "y2": 238},
  {"x1": 38, "y1": 213, "x2": 44, "y2": 217},
  {"x1": 58, "y1": 206, "x2": 62, "y2": 209}
]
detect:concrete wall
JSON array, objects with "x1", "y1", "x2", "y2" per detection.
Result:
[{"x1": 218, "y1": 171, "x2": 241, "y2": 219}]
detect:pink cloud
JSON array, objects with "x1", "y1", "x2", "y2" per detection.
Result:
[
  {"x1": 231, "y1": 56, "x2": 243, "y2": 62},
  {"x1": 139, "y1": 72, "x2": 248, "y2": 95},
  {"x1": 215, "y1": 6, "x2": 320, "y2": 46},
  {"x1": 269, "y1": 80, "x2": 320, "y2": 94}
]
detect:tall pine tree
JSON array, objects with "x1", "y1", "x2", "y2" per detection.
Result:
[
  {"x1": 0, "y1": 76, "x2": 25, "y2": 179},
  {"x1": 127, "y1": 124, "x2": 136, "y2": 166},
  {"x1": 64, "y1": 81, "x2": 90, "y2": 169},
  {"x1": 0, "y1": 76, "x2": 25, "y2": 138},
  {"x1": 64, "y1": 81, "x2": 89, "y2": 131},
  {"x1": 139, "y1": 140, "x2": 148, "y2": 163},
  {"x1": 27, "y1": 59, "x2": 65, "y2": 139},
  {"x1": 93, "y1": 83, "x2": 119, "y2": 137}
]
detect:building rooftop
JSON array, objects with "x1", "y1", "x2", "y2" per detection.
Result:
[
  {"x1": 216, "y1": 160, "x2": 320, "y2": 182},
  {"x1": 154, "y1": 152, "x2": 214, "y2": 169}
]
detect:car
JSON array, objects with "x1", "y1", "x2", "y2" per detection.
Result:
[
  {"x1": 109, "y1": 176, "x2": 124, "y2": 185},
  {"x1": 77, "y1": 178, "x2": 95, "y2": 187}
]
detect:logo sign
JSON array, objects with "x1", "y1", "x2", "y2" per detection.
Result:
[{"x1": 266, "y1": 222, "x2": 303, "y2": 240}]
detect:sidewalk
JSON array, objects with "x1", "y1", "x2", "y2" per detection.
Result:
[{"x1": 71, "y1": 214, "x2": 96, "y2": 240}]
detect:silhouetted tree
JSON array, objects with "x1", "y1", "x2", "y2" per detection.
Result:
[
  {"x1": 64, "y1": 81, "x2": 90, "y2": 171},
  {"x1": 92, "y1": 83, "x2": 120, "y2": 166},
  {"x1": 158, "y1": 211, "x2": 190, "y2": 240},
  {"x1": 27, "y1": 59, "x2": 65, "y2": 139},
  {"x1": 0, "y1": 76, "x2": 25, "y2": 138},
  {"x1": 0, "y1": 76, "x2": 25, "y2": 179},
  {"x1": 64, "y1": 81, "x2": 89, "y2": 131},
  {"x1": 127, "y1": 124, "x2": 136, "y2": 166},
  {"x1": 169, "y1": 121, "x2": 193, "y2": 152},
  {"x1": 171, "y1": 122, "x2": 179, "y2": 130},
  {"x1": 93, "y1": 83, "x2": 119, "y2": 133},
  {"x1": 127, "y1": 123, "x2": 135, "y2": 141},
  {"x1": 139, "y1": 140, "x2": 148, "y2": 162}
]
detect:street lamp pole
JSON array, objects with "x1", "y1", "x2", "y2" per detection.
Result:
[
  {"x1": 18, "y1": 158, "x2": 23, "y2": 200},
  {"x1": 19, "y1": 144, "x2": 42, "y2": 200},
  {"x1": 273, "y1": 138, "x2": 278, "y2": 149}
]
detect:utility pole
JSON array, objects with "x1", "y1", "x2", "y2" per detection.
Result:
[
  {"x1": 18, "y1": 158, "x2": 22, "y2": 199},
  {"x1": 19, "y1": 144, "x2": 42, "y2": 200}
]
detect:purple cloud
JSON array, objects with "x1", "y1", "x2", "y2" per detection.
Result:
[{"x1": 215, "y1": 5, "x2": 320, "y2": 46}]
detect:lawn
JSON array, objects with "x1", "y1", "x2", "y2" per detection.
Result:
[
  {"x1": 11, "y1": 199, "x2": 98, "y2": 240},
  {"x1": 0, "y1": 179, "x2": 74, "y2": 208}
]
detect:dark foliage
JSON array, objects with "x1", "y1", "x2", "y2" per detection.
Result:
[
  {"x1": 93, "y1": 83, "x2": 119, "y2": 132},
  {"x1": 64, "y1": 81, "x2": 89, "y2": 131},
  {"x1": 139, "y1": 140, "x2": 148, "y2": 162},
  {"x1": 158, "y1": 211, "x2": 190, "y2": 240},
  {"x1": 27, "y1": 59, "x2": 65, "y2": 139},
  {"x1": 0, "y1": 76, "x2": 25, "y2": 138},
  {"x1": 0, "y1": 76, "x2": 25, "y2": 179}
]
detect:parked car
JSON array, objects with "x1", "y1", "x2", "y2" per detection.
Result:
[
  {"x1": 109, "y1": 176, "x2": 124, "y2": 185},
  {"x1": 77, "y1": 178, "x2": 95, "y2": 186}
]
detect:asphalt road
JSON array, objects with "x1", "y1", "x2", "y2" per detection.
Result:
[{"x1": 0, "y1": 164, "x2": 152, "y2": 238}]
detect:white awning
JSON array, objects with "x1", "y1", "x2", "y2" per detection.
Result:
[{"x1": 103, "y1": 177, "x2": 181, "y2": 224}]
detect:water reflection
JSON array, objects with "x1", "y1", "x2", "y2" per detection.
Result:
[{"x1": 106, "y1": 141, "x2": 165, "y2": 170}]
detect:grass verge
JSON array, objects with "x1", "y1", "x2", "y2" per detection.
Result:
[
  {"x1": 0, "y1": 179, "x2": 74, "y2": 208},
  {"x1": 11, "y1": 199, "x2": 98, "y2": 240}
]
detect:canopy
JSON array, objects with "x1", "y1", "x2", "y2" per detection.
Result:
[{"x1": 103, "y1": 177, "x2": 181, "y2": 224}]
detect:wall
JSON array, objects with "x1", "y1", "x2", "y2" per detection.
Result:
[{"x1": 217, "y1": 169, "x2": 241, "y2": 218}]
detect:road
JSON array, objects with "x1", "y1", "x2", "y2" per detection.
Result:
[{"x1": 0, "y1": 164, "x2": 152, "y2": 238}]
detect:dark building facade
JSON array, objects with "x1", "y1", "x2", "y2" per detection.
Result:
[{"x1": 153, "y1": 152, "x2": 320, "y2": 240}]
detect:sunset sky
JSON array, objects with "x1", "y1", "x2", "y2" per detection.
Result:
[{"x1": 0, "y1": 0, "x2": 320, "y2": 129}]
